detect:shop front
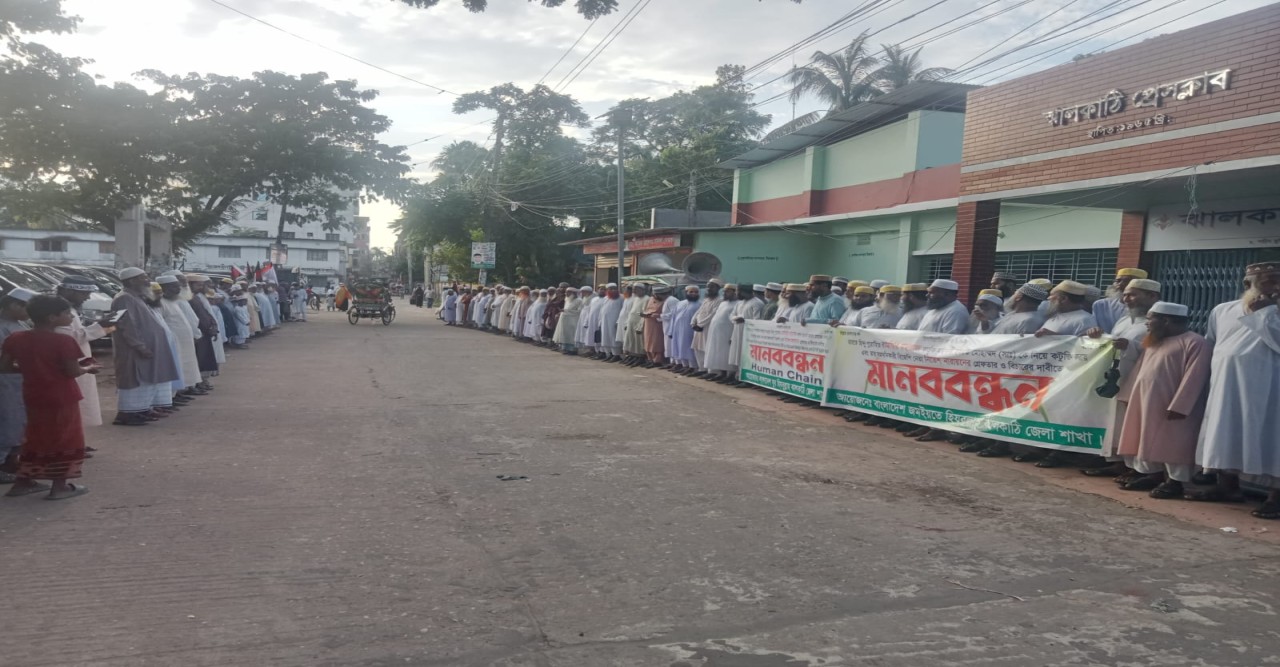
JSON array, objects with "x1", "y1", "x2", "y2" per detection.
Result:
[{"x1": 956, "y1": 4, "x2": 1280, "y2": 327}]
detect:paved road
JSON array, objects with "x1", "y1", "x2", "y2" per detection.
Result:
[{"x1": 3, "y1": 305, "x2": 1279, "y2": 666}]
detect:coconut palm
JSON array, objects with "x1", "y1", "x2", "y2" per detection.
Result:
[
  {"x1": 875, "y1": 44, "x2": 954, "y2": 91},
  {"x1": 765, "y1": 32, "x2": 883, "y2": 140}
]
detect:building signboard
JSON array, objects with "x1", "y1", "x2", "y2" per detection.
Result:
[
  {"x1": 1041, "y1": 68, "x2": 1231, "y2": 129},
  {"x1": 582, "y1": 233, "x2": 680, "y2": 256},
  {"x1": 1146, "y1": 198, "x2": 1280, "y2": 251}
]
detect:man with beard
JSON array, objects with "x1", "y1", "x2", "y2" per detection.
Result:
[
  {"x1": 775, "y1": 284, "x2": 812, "y2": 324},
  {"x1": 689, "y1": 279, "x2": 724, "y2": 375},
  {"x1": 576, "y1": 286, "x2": 600, "y2": 355},
  {"x1": 442, "y1": 289, "x2": 458, "y2": 325},
  {"x1": 1078, "y1": 278, "x2": 1163, "y2": 475},
  {"x1": 525, "y1": 289, "x2": 549, "y2": 344},
  {"x1": 553, "y1": 287, "x2": 582, "y2": 354},
  {"x1": 762, "y1": 282, "x2": 783, "y2": 321},
  {"x1": 641, "y1": 285, "x2": 669, "y2": 367},
  {"x1": 1036, "y1": 280, "x2": 1097, "y2": 336},
  {"x1": 804, "y1": 275, "x2": 845, "y2": 326},
  {"x1": 109, "y1": 269, "x2": 180, "y2": 426},
  {"x1": 670, "y1": 285, "x2": 701, "y2": 373},
  {"x1": 622, "y1": 284, "x2": 649, "y2": 365},
  {"x1": 985, "y1": 283, "x2": 1048, "y2": 335},
  {"x1": 728, "y1": 285, "x2": 765, "y2": 381},
  {"x1": 703, "y1": 284, "x2": 740, "y2": 383},
  {"x1": 837, "y1": 286, "x2": 876, "y2": 327},
  {"x1": 157, "y1": 275, "x2": 203, "y2": 401},
  {"x1": 510, "y1": 287, "x2": 531, "y2": 338},
  {"x1": 659, "y1": 284, "x2": 680, "y2": 365},
  {"x1": 917, "y1": 280, "x2": 969, "y2": 334},
  {"x1": 543, "y1": 285, "x2": 567, "y2": 342},
  {"x1": 967, "y1": 291, "x2": 1004, "y2": 333},
  {"x1": 596, "y1": 284, "x2": 626, "y2": 362},
  {"x1": 1093, "y1": 268, "x2": 1148, "y2": 334},
  {"x1": 1111, "y1": 301, "x2": 1211, "y2": 500},
  {"x1": 989, "y1": 272, "x2": 1020, "y2": 299},
  {"x1": 581, "y1": 285, "x2": 605, "y2": 355},
  {"x1": 894, "y1": 284, "x2": 928, "y2": 331},
  {"x1": 184, "y1": 275, "x2": 220, "y2": 391},
  {"x1": 862, "y1": 285, "x2": 902, "y2": 329},
  {"x1": 1191, "y1": 262, "x2": 1280, "y2": 518}
]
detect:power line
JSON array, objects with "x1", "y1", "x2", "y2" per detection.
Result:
[
  {"x1": 203, "y1": 0, "x2": 459, "y2": 96},
  {"x1": 555, "y1": 0, "x2": 655, "y2": 92},
  {"x1": 536, "y1": 18, "x2": 600, "y2": 86}
]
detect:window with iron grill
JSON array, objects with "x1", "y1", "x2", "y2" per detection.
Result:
[
  {"x1": 920, "y1": 249, "x2": 1117, "y2": 288},
  {"x1": 306, "y1": 249, "x2": 329, "y2": 261},
  {"x1": 218, "y1": 246, "x2": 241, "y2": 258}
]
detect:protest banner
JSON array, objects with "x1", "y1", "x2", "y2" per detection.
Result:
[
  {"x1": 821, "y1": 329, "x2": 1115, "y2": 453},
  {"x1": 738, "y1": 321, "x2": 833, "y2": 401}
]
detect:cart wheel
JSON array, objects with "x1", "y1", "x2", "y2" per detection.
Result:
[
  {"x1": 348, "y1": 309, "x2": 359, "y2": 325},
  {"x1": 382, "y1": 308, "x2": 393, "y2": 325},
  {"x1": 388, "y1": 307, "x2": 396, "y2": 323}
]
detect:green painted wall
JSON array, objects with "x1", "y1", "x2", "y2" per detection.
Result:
[
  {"x1": 911, "y1": 208, "x2": 958, "y2": 255},
  {"x1": 818, "y1": 219, "x2": 903, "y2": 281},
  {"x1": 693, "y1": 230, "x2": 822, "y2": 285},
  {"x1": 997, "y1": 205, "x2": 1122, "y2": 251},
  {"x1": 739, "y1": 153, "x2": 806, "y2": 203},
  {"x1": 914, "y1": 110, "x2": 966, "y2": 170},
  {"x1": 819, "y1": 120, "x2": 914, "y2": 190}
]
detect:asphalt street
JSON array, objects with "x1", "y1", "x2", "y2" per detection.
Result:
[{"x1": 2, "y1": 304, "x2": 1279, "y2": 667}]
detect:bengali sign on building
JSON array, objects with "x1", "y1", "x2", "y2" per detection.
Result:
[
  {"x1": 738, "y1": 321, "x2": 832, "y2": 401},
  {"x1": 821, "y1": 329, "x2": 1115, "y2": 453}
]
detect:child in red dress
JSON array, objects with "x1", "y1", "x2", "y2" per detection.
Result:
[{"x1": 0, "y1": 295, "x2": 102, "y2": 500}]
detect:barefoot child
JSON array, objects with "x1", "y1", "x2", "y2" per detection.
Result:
[{"x1": 1, "y1": 295, "x2": 101, "y2": 500}]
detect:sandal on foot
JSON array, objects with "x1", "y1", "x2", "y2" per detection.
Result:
[
  {"x1": 1082, "y1": 464, "x2": 1126, "y2": 477},
  {"x1": 45, "y1": 483, "x2": 89, "y2": 501},
  {"x1": 1121, "y1": 474, "x2": 1162, "y2": 492},
  {"x1": 1013, "y1": 451, "x2": 1045, "y2": 463},
  {"x1": 1184, "y1": 487, "x2": 1245, "y2": 503},
  {"x1": 1036, "y1": 453, "x2": 1072, "y2": 468},
  {"x1": 978, "y1": 443, "x2": 1012, "y2": 458},
  {"x1": 1250, "y1": 500, "x2": 1280, "y2": 520},
  {"x1": 5, "y1": 482, "x2": 51, "y2": 497},
  {"x1": 1149, "y1": 480, "x2": 1184, "y2": 499},
  {"x1": 959, "y1": 440, "x2": 988, "y2": 453},
  {"x1": 916, "y1": 430, "x2": 947, "y2": 443}
]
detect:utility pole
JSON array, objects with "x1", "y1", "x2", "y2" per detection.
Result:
[
  {"x1": 405, "y1": 241, "x2": 413, "y2": 292},
  {"x1": 686, "y1": 171, "x2": 697, "y2": 226},
  {"x1": 615, "y1": 114, "x2": 626, "y2": 282}
]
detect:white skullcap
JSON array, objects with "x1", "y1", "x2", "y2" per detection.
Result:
[
  {"x1": 162, "y1": 269, "x2": 182, "y2": 277},
  {"x1": 4, "y1": 287, "x2": 36, "y2": 302},
  {"x1": 977, "y1": 293, "x2": 1003, "y2": 306},
  {"x1": 766, "y1": 282, "x2": 783, "y2": 291},
  {"x1": 580, "y1": 285, "x2": 593, "y2": 291},
  {"x1": 606, "y1": 282, "x2": 618, "y2": 288},
  {"x1": 1126, "y1": 278, "x2": 1161, "y2": 293},
  {"x1": 119, "y1": 267, "x2": 146, "y2": 280},
  {"x1": 870, "y1": 279, "x2": 889, "y2": 289},
  {"x1": 707, "y1": 278, "x2": 725, "y2": 287},
  {"x1": 930, "y1": 279, "x2": 959, "y2": 291},
  {"x1": 752, "y1": 284, "x2": 766, "y2": 292},
  {"x1": 156, "y1": 275, "x2": 179, "y2": 285},
  {"x1": 1149, "y1": 301, "x2": 1189, "y2": 317}
]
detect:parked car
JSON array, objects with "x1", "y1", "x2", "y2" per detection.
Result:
[
  {"x1": 0, "y1": 260, "x2": 54, "y2": 296},
  {"x1": 55, "y1": 264, "x2": 124, "y2": 297},
  {"x1": 3, "y1": 261, "x2": 115, "y2": 327}
]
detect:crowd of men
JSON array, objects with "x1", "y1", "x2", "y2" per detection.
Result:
[
  {"x1": 0, "y1": 268, "x2": 310, "y2": 500},
  {"x1": 437, "y1": 261, "x2": 1280, "y2": 519}
]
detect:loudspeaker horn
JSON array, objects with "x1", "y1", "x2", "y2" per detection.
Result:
[{"x1": 682, "y1": 252, "x2": 723, "y2": 283}]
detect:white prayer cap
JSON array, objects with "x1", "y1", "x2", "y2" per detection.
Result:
[
  {"x1": 766, "y1": 282, "x2": 783, "y2": 292},
  {"x1": 606, "y1": 282, "x2": 618, "y2": 288},
  {"x1": 1125, "y1": 278, "x2": 1161, "y2": 293},
  {"x1": 4, "y1": 287, "x2": 36, "y2": 302},
  {"x1": 753, "y1": 284, "x2": 766, "y2": 292},
  {"x1": 707, "y1": 278, "x2": 725, "y2": 287},
  {"x1": 685, "y1": 284, "x2": 700, "y2": 292},
  {"x1": 1149, "y1": 301, "x2": 1189, "y2": 317},
  {"x1": 119, "y1": 267, "x2": 146, "y2": 280},
  {"x1": 161, "y1": 269, "x2": 182, "y2": 277},
  {"x1": 977, "y1": 293, "x2": 1003, "y2": 307},
  {"x1": 930, "y1": 279, "x2": 959, "y2": 291},
  {"x1": 156, "y1": 275, "x2": 179, "y2": 285},
  {"x1": 870, "y1": 279, "x2": 889, "y2": 290}
]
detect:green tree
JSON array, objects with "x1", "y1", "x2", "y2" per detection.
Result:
[
  {"x1": 0, "y1": 0, "x2": 171, "y2": 229},
  {"x1": 875, "y1": 43, "x2": 953, "y2": 91},
  {"x1": 142, "y1": 70, "x2": 412, "y2": 246}
]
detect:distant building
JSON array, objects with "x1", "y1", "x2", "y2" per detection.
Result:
[{"x1": 0, "y1": 229, "x2": 118, "y2": 267}]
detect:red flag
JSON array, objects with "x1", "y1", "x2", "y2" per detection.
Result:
[{"x1": 230, "y1": 265, "x2": 243, "y2": 279}]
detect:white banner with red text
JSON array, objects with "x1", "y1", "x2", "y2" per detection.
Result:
[{"x1": 739, "y1": 322, "x2": 1116, "y2": 453}]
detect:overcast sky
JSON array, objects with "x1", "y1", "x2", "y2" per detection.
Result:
[{"x1": 44, "y1": 0, "x2": 1268, "y2": 249}]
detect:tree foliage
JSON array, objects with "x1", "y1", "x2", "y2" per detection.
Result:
[{"x1": 767, "y1": 33, "x2": 953, "y2": 140}]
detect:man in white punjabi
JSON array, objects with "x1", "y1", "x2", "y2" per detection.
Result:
[
  {"x1": 728, "y1": 284, "x2": 765, "y2": 385},
  {"x1": 894, "y1": 284, "x2": 928, "y2": 331},
  {"x1": 1035, "y1": 280, "x2": 1097, "y2": 337},
  {"x1": 1112, "y1": 301, "x2": 1211, "y2": 499},
  {"x1": 621, "y1": 283, "x2": 649, "y2": 367},
  {"x1": 836, "y1": 286, "x2": 875, "y2": 326},
  {"x1": 596, "y1": 284, "x2": 626, "y2": 362},
  {"x1": 689, "y1": 279, "x2": 724, "y2": 376},
  {"x1": 670, "y1": 285, "x2": 701, "y2": 374},
  {"x1": 1080, "y1": 278, "x2": 1163, "y2": 476},
  {"x1": 704, "y1": 284, "x2": 739, "y2": 383},
  {"x1": 762, "y1": 282, "x2": 782, "y2": 321},
  {"x1": 967, "y1": 290, "x2": 1004, "y2": 333},
  {"x1": 1191, "y1": 261, "x2": 1280, "y2": 518},
  {"x1": 855, "y1": 285, "x2": 901, "y2": 329},
  {"x1": 987, "y1": 283, "x2": 1048, "y2": 335},
  {"x1": 904, "y1": 279, "x2": 970, "y2": 441},
  {"x1": 775, "y1": 284, "x2": 812, "y2": 324},
  {"x1": 1092, "y1": 268, "x2": 1148, "y2": 334}
]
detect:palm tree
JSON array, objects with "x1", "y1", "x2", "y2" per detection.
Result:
[
  {"x1": 876, "y1": 44, "x2": 954, "y2": 91},
  {"x1": 766, "y1": 32, "x2": 883, "y2": 140}
]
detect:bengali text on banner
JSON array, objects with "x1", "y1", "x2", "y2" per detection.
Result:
[
  {"x1": 738, "y1": 321, "x2": 832, "y2": 401},
  {"x1": 821, "y1": 328, "x2": 1115, "y2": 453}
]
